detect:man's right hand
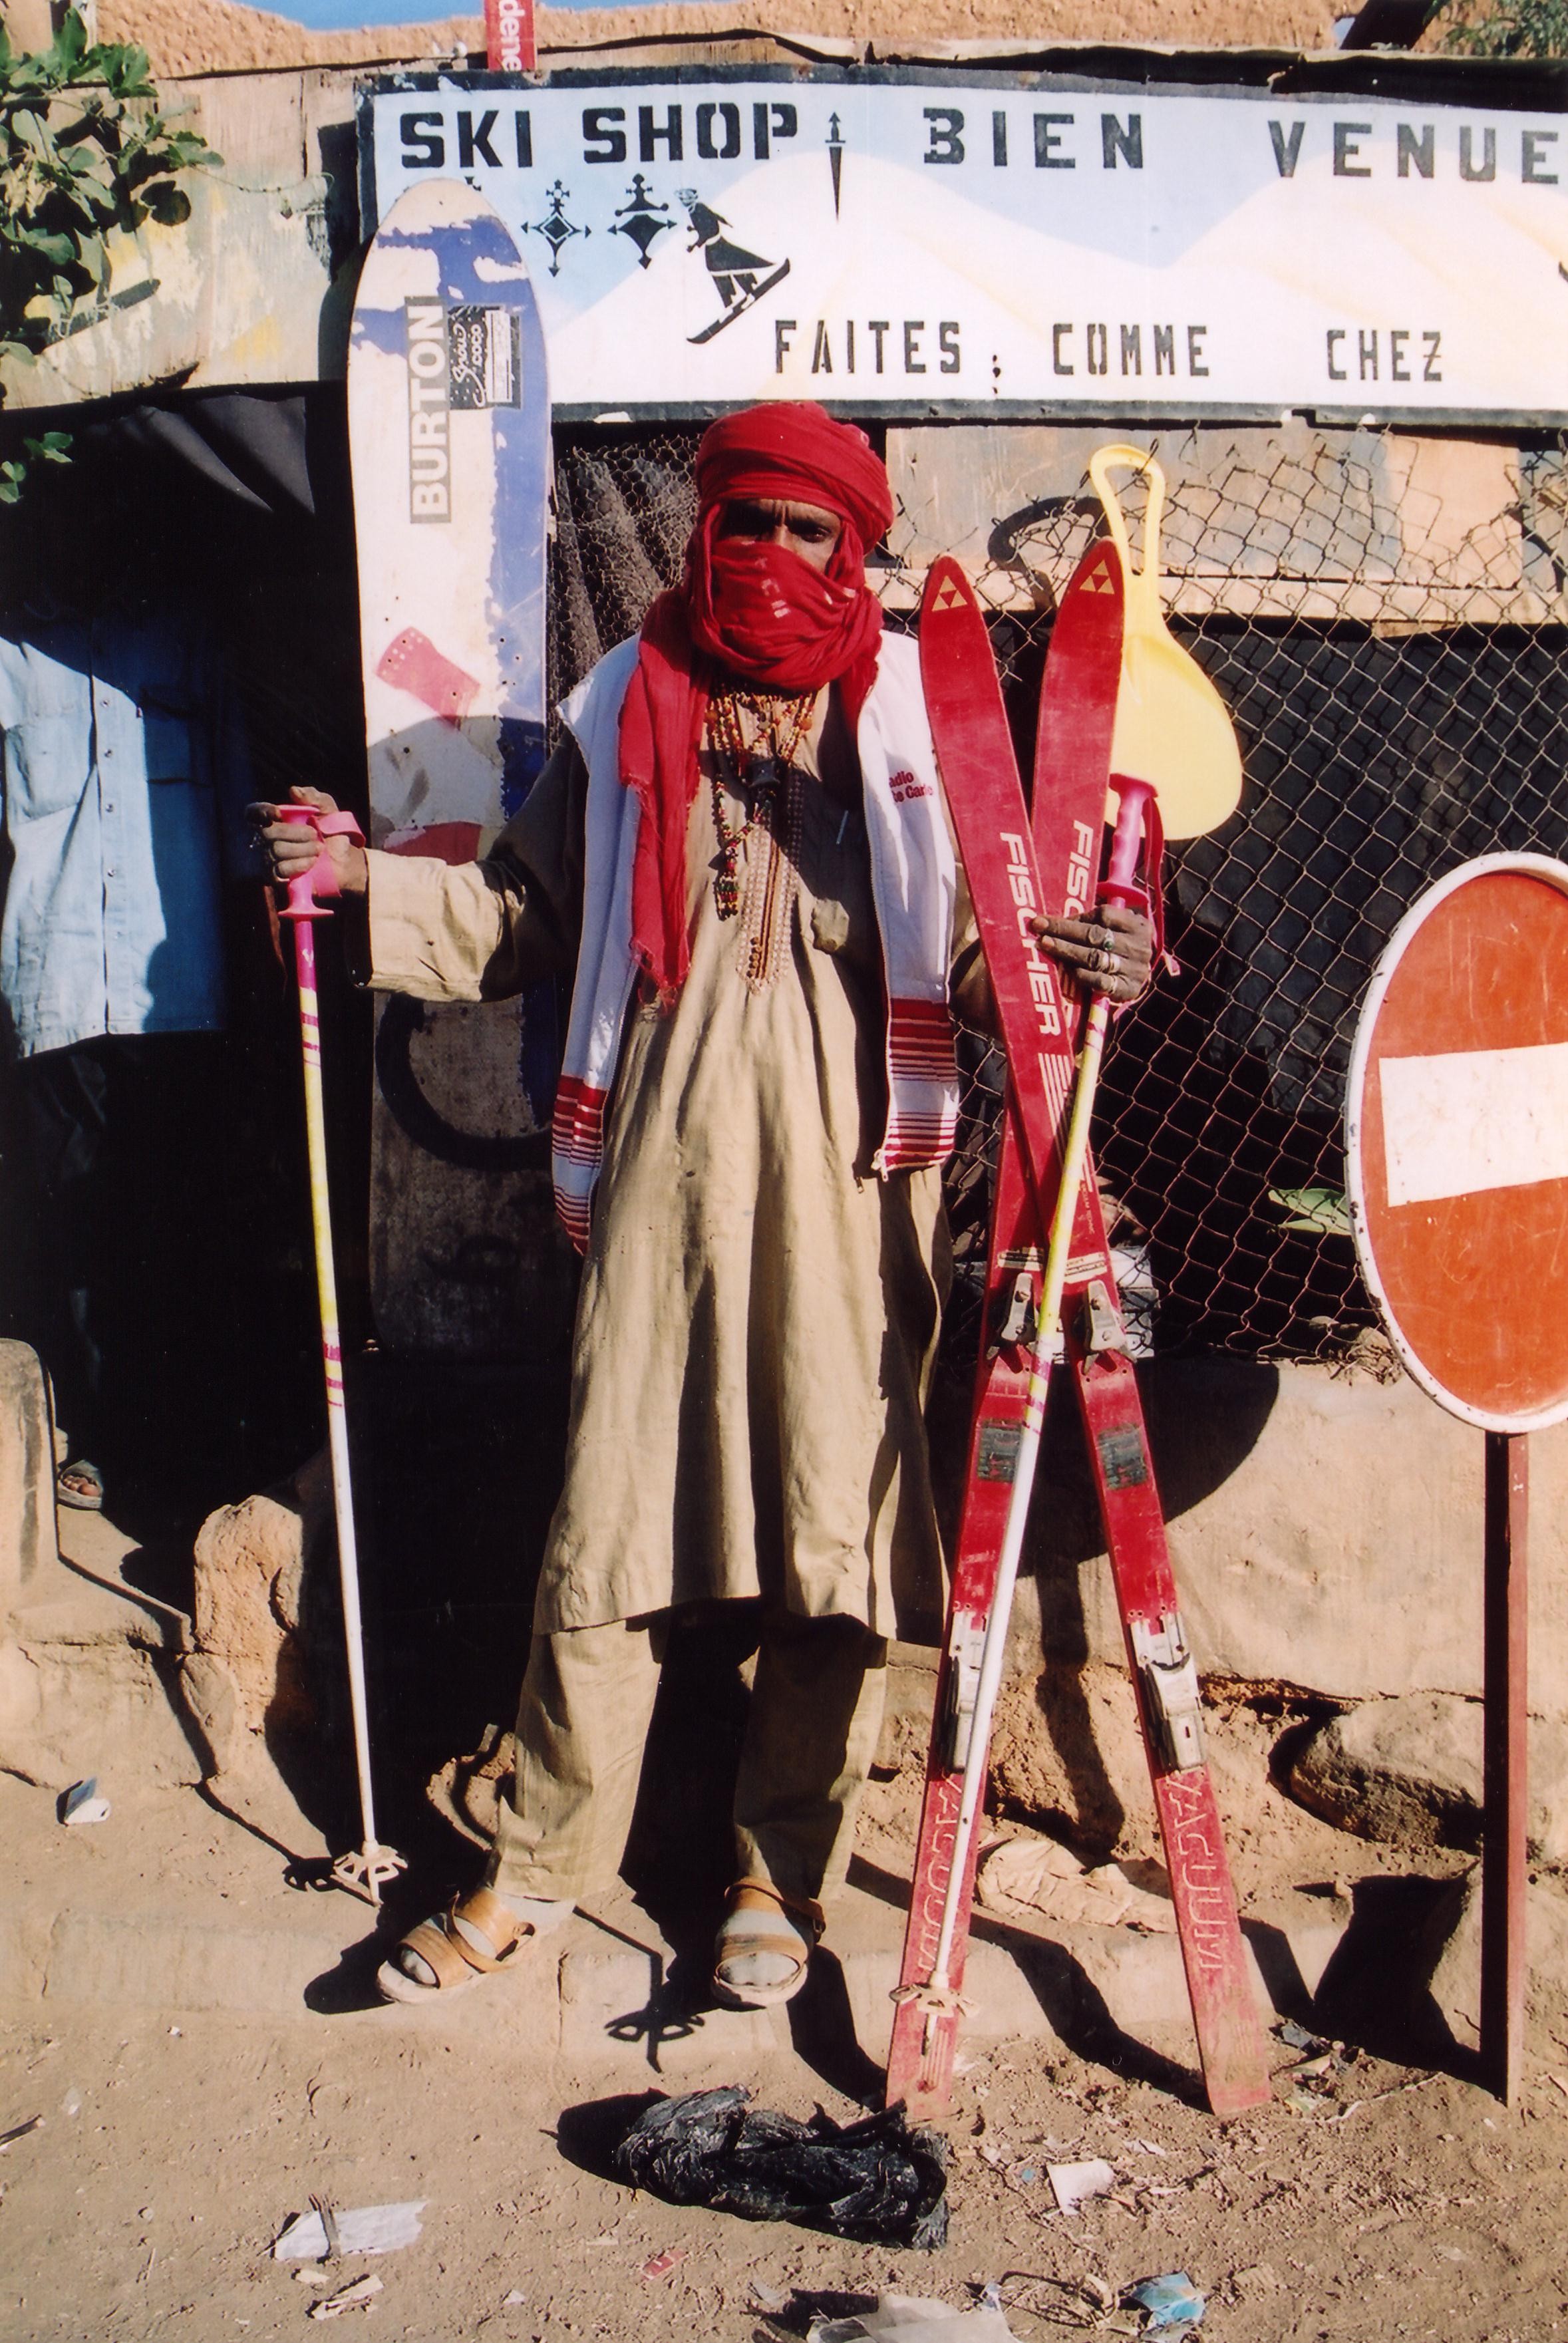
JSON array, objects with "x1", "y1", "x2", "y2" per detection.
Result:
[{"x1": 248, "y1": 786, "x2": 369, "y2": 898}]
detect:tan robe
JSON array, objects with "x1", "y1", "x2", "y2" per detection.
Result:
[{"x1": 366, "y1": 687, "x2": 977, "y2": 1643}]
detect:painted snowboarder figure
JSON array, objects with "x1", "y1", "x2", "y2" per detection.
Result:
[
  {"x1": 679, "y1": 194, "x2": 790, "y2": 341},
  {"x1": 255, "y1": 404, "x2": 1150, "y2": 2010}
]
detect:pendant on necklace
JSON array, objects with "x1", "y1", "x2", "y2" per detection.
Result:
[
  {"x1": 744, "y1": 753, "x2": 783, "y2": 800},
  {"x1": 712, "y1": 849, "x2": 742, "y2": 921}
]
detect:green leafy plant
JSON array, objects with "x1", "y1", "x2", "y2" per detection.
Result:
[
  {"x1": 0, "y1": 423, "x2": 70, "y2": 506},
  {"x1": 1268, "y1": 1186, "x2": 1354, "y2": 1237},
  {"x1": 0, "y1": 7, "x2": 219, "y2": 496},
  {"x1": 1436, "y1": 0, "x2": 1568, "y2": 53}
]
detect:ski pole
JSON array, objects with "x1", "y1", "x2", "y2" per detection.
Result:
[
  {"x1": 277, "y1": 806, "x2": 406, "y2": 1908},
  {"x1": 895, "y1": 776, "x2": 1153, "y2": 2038}
]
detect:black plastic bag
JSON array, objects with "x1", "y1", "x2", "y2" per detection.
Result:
[{"x1": 611, "y1": 2087, "x2": 949, "y2": 2249}]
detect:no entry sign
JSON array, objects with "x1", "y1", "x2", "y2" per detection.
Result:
[{"x1": 1346, "y1": 854, "x2": 1568, "y2": 1434}]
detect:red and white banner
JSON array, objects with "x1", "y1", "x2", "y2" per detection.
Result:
[{"x1": 483, "y1": 0, "x2": 534, "y2": 75}]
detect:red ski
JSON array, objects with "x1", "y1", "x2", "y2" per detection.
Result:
[
  {"x1": 886, "y1": 542, "x2": 1122, "y2": 2118},
  {"x1": 887, "y1": 551, "x2": 1271, "y2": 2122}
]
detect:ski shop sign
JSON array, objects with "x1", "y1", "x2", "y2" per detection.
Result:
[{"x1": 364, "y1": 74, "x2": 1568, "y2": 422}]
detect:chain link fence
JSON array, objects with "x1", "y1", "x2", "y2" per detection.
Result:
[{"x1": 549, "y1": 420, "x2": 1568, "y2": 1367}]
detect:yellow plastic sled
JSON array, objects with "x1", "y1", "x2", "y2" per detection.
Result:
[{"x1": 1088, "y1": 443, "x2": 1244, "y2": 843}]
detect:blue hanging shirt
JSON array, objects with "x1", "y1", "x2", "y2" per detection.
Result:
[{"x1": 0, "y1": 613, "x2": 253, "y2": 1060}]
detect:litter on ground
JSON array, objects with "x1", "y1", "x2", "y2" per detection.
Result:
[
  {"x1": 1047, "y1": 2157, "x2": 1118, "y2": 2215},
  {"x1": 808, "y1": 2290, "x2": 1017, "y2": 2341},
  {"x1": 613, "y1": 2088, "x2": 949, "y2": 2250},
  {"x1": 61, "y1": 1780, "x2": 111, "y2": 1827},
  {"x1": 1124, "y1": 2272, "x2": 1207, "y2": 2330},
  {"x1": 306, "y1": 2274, "x2": 383, "y2": 2320},
  {"x1": 273, "y1": 2201, "x2": 426, "y2": 2259}
]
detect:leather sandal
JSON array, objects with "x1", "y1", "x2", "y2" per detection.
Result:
[
  {"x1": 376, "y1": 1887, "x2": 554, "y2": 2005},
  {"x1": 710, "y1": 1877, "x2": 824, "y2": 2010},
  {"x1": 57, "y1": 1459, "x2": 104, "y2": 1512}
]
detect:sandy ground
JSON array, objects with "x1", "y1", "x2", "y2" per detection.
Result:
[
  {"x1": 6, "y1": 1973, "x2": 1568, "y2": 2340},
  {"x1": 7, "y1": 1674, "x2": 1568, "y2": 2343},
  {"x1": 100, "y1": 0, "x2": 1348, "y2": 82}
]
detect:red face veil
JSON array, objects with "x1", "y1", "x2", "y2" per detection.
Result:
[{"x1": 617, "y1": 403, "x2": 895, "y2": 999}]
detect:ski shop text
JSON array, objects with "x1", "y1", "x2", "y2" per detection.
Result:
[
  {"x1": 396, "y1": 100, "x2": 808, "y2": 172},
  {"x1": 406, "y1": 295, "x2": 451, "y2": 522},
  {"x1": 393, "y1": 98, "x2": 1564, "y2": 190},
  {"x1": 774, "y1": 319, "x2": 961, "y2": 379},
  {"x1": 1003, "y1": 832, "x2": 1064, "y2": 1042}
]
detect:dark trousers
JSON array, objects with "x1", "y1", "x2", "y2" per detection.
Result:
[{"x1": 4, "y1": 1032, "x2": 235, "y2": 1480}]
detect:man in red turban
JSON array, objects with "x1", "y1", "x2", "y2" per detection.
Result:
[{"x1": 256, "y1": 404, "x2": 1150, "y2": 2010}]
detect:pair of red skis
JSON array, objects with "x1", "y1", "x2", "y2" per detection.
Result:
[{"x1": 885, "y1": 546, "x2": 1272, "y2": 2122}]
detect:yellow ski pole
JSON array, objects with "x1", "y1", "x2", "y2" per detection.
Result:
[{"x1": 278, "y1": 806, "x2": 405, "y2": 1907}]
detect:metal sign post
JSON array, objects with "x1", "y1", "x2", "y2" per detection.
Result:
[
  {"x1": 1346, "y1": 854, "x2": 1568, "y2": 2103},
  {"x1": 1483, "y1": 1432, "x2": 1529, "y2": 2102}
]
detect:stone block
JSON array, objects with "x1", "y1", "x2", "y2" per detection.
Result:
[
  {"x1": 0, "y1": 1340, "x2": 59, "y2": 1611},
  {"x1": 191, "y1": 1448, "x2": 331, "y2": 1742},
  {"x1": 184, "y1": 1450, "x2": 336, "y2": 1854},
  {"x1": 1410, "y1": 1868, "x2": 1568, "y2": 2055},
  {"x1": 1287, "y1": 1693, "x2": 1568, "y2": 1861},
  {"x1": 2, "y1": 1487, "x2": 200, "y2": 1793},
  {"x1": 0, "y1": 1632, "x2": 204, "y2": 1792},
  {"x1": 43, "y1": 1911, "x2": 347, "y2": 2016}
]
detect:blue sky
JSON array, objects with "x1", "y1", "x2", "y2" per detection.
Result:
[{"x1": 232, "y1": 0, "x2": 599, "y2": 23}]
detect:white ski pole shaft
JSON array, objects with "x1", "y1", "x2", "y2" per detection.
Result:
[{"x1": 279, "y1": 812, "x2": 402, "y2": 1906}]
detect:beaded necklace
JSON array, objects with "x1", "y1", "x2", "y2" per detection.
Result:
[{"x1": 705, "y1": 686, "x2": 815, "y2": 921}]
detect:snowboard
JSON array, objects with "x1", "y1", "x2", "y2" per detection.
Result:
[{"x1": 348, "y1": 177, "x2": 557, "y2": 1356}]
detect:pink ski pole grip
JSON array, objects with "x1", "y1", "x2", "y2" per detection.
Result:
[
  {"x1": 276, "y1": 806, "x2": 366, "y2": 922},
  {"x1": 1101, "y1": 775, "x2": 1154, "y2": 901}
]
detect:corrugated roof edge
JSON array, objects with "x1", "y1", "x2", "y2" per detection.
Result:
[
  {"x1": 536, "y1": 25, "x2": 861, "y2": 55},
  {"x1": 159, "y1": 33, "x2": 1568, "y2": 95},
  {"x1": 864, "y1": 37, "x2": 1567, "y2": 102}
]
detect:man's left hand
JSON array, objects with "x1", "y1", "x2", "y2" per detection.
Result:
[{"x1": 1029, "y1": 900, "x2": 1154, "y2": 1003}]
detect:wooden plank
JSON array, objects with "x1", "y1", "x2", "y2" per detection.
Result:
[
  {"x1": 885, "y1": 423, "x2": 1553, "y2": 626},
  {"x1": 0, "y1": 71, "x2": 334, "y2": 411},
  {"x1": 178, "y1": 71, "x2": 306, "y2": 178}
]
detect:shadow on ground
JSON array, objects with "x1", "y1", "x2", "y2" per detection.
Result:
[{"x1": 850, "y1": 1851, "x2": 1205, "y2": 2108}]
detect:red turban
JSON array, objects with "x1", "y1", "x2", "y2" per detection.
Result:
[
  {"x1": 618, "y1": 403, "x2": 893, "y2": 1000},
  {"x1": 693, "y1": 402, "x2": 894, "y2": 553}
]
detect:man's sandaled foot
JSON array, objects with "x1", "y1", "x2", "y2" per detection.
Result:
[
  {"x1": 710, "y1": 1879, "x2": 823, "y2": 2010},
  {"x1": 377, "y1": 1887, "x2": 570, "y2": 2004},
  {"x1": 57, "y1": 1458, "x2": 104, "y2": 1512}
]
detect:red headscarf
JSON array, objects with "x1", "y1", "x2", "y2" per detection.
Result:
[{"x1": 618, "y1": 402, "x2": 895, "y2": 999}]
